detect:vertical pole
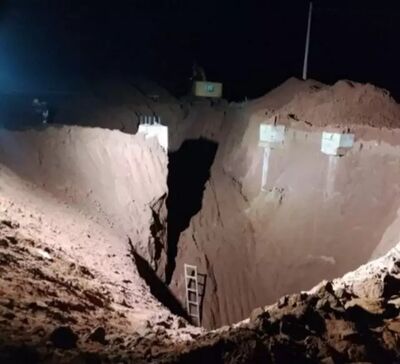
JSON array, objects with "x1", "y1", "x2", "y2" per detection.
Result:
[
  {"x1": 194, "y1": 268, "x2": 200, "y2": 326},
  {"x1": 261, "y1": 146, "x2": 271, "y2": 192},
  {"x1": 184, "y1": 265, "x2": 190, "y2": 317},
  {"x1": 302, "y1": 1, "x2": 313, "y2": 80},
  {"x1": 325, "y1": 155, "x2": 338, "y2": 201}
]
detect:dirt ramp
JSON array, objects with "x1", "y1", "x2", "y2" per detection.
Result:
[{"x1": 0, "y1": 126, "x2": 168, "y2": 277}]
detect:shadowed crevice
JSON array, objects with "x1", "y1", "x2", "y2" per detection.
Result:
[
  {"x1": 166, "y1": 138, "x2": 218, "y2": 284},
  {"x1": 129, "y1": 241, "x2": 189, "y2": 319}
]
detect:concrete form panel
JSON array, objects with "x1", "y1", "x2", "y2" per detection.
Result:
[
  {"x1": 321, "y1": 132, "x2": 354, "y2": 156},
  {"x1": 138, "y1": 125, "x2": 169, "y2": 151},
  {"x1": 259, "y1": 124, "x2": 286, "y2": 145}
]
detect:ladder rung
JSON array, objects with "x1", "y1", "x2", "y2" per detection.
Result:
[
  {"x1": 187, "y1": 288, "x2": 198, "y2": 293},
  {"x1": 184, "y1": 264, "x2": 197, "y2": 269},
  {"x1": 185, "y1": 276, "x2": 197, "y2": 280},
  {"x1": 188, "y1": 300, "x2": 199, "y2": 305},
  {"x1": 186, "y1": 273, "x2": 197, "y2": 277}
]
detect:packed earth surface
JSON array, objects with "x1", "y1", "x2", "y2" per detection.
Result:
[{"x1": 1, "y1": 78, "x2": 400, "y2": 363}]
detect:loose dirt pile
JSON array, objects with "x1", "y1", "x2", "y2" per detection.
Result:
[
  {"x1": 0, "y1": 217, "x2": 200, "y2": 364},
  {"x1": 165, "y1": 246, "x2": 400, "y2": 363},
  {"x1": 0, "y1": 126, "x2": 202, "y2": 362},
  {"x1": 271, "y1": 80, "x2": 400, "y2": 128},
  {"x1": 2, "y1": 205, "x2": 400, "y2": 363},
  {"x1": 0, "y1": 126, "x2": 169, "y2": 279}
]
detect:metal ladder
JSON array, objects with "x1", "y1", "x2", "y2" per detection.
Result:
[{"x1": 184, "y1": 264, "x2": 201, "y2": 326}]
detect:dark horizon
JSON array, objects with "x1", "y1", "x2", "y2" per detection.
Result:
[{"x1": 1, "y1": 0, "x2": 400, "y2": 100}]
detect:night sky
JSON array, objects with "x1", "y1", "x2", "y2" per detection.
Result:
[{"x1": 1, "y1": 0, "x2": 400, "y2": 100}]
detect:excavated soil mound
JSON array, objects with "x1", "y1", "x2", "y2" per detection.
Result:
[
  {"x1": 0, "y1": 217, "x2": 200, "y2": 364},
  {"x1": 0, "y1": 125, "x2": 201, "y2": 362},
  {"x1": 2, "y1": 79, "x2": 400, "y2": 363},
  {"x1": 169, "y1": 79, "x2": 400, "y2": 329},
  {"x1": 2, "y1": 206, "x2": 400, "y2": 364},
  {"x1": 0, "y1": 126, "x2": 168, "y2": 279},
  {"x1": 165, "y1": 246, "x2": 400, "y2": 363},
  {"x1": 272, "y1": 80, "x2": 400, "y2": 128}
]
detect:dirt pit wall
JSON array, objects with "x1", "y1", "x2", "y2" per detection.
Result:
[
  {"x1": 170, "y1": 80, "x2": 400, "y2": 329},
  {"x1": 0, "y1": 126, "x2": 169, "y2": 279}
]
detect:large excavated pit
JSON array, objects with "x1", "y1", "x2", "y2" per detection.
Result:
[
  {"x1": 168, "y1": 78, "x2": 400, "y2": 329},
  {"x1": 2, "y1": 78, "x2": 400, "y2": 362}
]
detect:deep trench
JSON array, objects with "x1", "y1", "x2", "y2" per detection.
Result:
[{"x1": 166, "y1": 138, "x2": 218, "y2": 284}]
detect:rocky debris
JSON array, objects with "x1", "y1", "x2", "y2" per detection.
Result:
[
  {"x1": 2, "y1": 174, "x2": 400, "y2": 363},
  {"x1": 0, "y1": 216, "x2": 201, "y2": 363},
  {"x1": 0, "y1": 220, "x2": 20, "y2": 229},
  {"x1": 88, "y1": 327, "x2": 107, "y2": 345},
  {"x1": 163, "y1": 253, "x2": 400, "y2": 363},
  {"x1": 249, "y1": 307, "x2": 264, "y2": 323},
  {"x1": 159, "y1": 288, "x2": 400, "y2": 363},
  {"x1": 388, "y1": 320, "x2": 400, "y2": 333}
]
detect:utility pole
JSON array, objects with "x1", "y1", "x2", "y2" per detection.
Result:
[{"x1": 302, "y1": 1, "x2": 313, "y2": 80}]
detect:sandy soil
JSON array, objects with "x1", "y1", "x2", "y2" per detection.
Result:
[
  {"x1": 2, "y1": 197, "x2": 400, "y2": 363},
  {"x1": 0, "y1": 126, "x2": 169, "y2": 278},
  {"x1": 0, "y1": 125, "x2": 201, "y2": 362},
  {"x1": 0, "y1": 213, "x2": 201, "y2": 364},
  {"x1": 165, "y1": 244, "x2": 400, "y2": 363},
  {"x1": 1, "y1": 77, "x2": 400, "y2": 362},
  {"x1": 169, "y1": 79, "x2": 400, "y2": 329}
]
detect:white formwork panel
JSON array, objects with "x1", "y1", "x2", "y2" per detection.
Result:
[
  {"x1": 321, "y1": 132, "x2": 354, "y2": 156},
  {"x1": 138, "y1": 124, "x2": 168, "y2": 151},
  {"x1": 259, "y1": 124, "x2": 286, "y2": 146}
]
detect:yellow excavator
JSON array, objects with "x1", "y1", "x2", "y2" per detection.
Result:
[{"x1": 191, "y1": 61, "x2": 222, "y2": 98}]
